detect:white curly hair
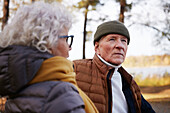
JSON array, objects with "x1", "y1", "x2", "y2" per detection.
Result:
[{"x1": 0, "y1": 1, "x2": 72, "y2": 52}]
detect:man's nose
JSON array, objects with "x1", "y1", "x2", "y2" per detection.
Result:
[{"x1": 115, "y1": 40, "x2": 124, "y2": 49}]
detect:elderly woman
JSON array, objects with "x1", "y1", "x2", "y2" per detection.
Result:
[{"x1": 0, "y1": 2, "x2": 98, "y2": 113}]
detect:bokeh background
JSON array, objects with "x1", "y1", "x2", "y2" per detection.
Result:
[{"x1": 0, "y1": 0, "x2": 170, "y2": 113}]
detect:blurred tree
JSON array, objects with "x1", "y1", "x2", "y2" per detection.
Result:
[
  {"x1": 119, "y1": 0, "x2": 126, "y2": 23},
  {"x1": 44, "y1": 0, "x2": 62, "y2": 3},
  {"x1": 1, "y1": 0, "x2": 169, "y2": 56},
  {"x1": 2, "y1": 0, "x2": 10, "y2": 30},
  {"x1": 1, "y1": 0, "x2": 40, "y2": 30},
  {"x1": 126, "y1": 0, "x2": 170, "y2": 53},
  {"x1": 73, "y1": 0, "x2": 101, "y2": 59},
  {"x1": 114, "y1": 0, "x2": 132, "y2": 23}
]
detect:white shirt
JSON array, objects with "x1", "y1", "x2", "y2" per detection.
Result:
[{"x1": 97, "y1": 54, "x2": 128, "y2": 113}]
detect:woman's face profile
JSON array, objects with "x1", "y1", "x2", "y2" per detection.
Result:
[{"x1": 51, "y1": 28, "x2": 71, "y2": 58}]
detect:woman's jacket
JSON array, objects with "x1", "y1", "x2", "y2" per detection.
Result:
[{"x1": 0, "y1": 45, "x2": 85, "y2": 113}]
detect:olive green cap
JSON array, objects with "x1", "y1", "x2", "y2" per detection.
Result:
[{"x1": 94, "y1": 20, "x2": 130, "y2": 45}]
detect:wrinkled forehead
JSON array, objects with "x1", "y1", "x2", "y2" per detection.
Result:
[{"x1": 99, "y1": 34, "x2": 128, "y2": 41}]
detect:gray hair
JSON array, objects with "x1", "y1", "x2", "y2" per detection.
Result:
[{"x1": 0, "y1": 1, "x2": 72, "y2": 52}]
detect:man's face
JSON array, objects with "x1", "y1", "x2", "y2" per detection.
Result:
[{"x1": 95, "y1": 34, "x2": 128, "y2": 65}]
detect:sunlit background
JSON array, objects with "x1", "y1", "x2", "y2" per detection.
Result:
[
  {"x1": 67, "y1": 0, "x2": 170, "y2": 60},
  {"x1": 0, "y1": 0, "x2": 170, "y2": 112},
  {"x1": 0, "y1": 0, "x2": 170, "y2": 81}
]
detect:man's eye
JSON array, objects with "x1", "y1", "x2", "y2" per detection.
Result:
[
  {"x1": 121, "y1": 39, "x2": 127, "y2": 42},
  {"x1": 109, "y1": 38, "x2": 115, "y2": 41}
]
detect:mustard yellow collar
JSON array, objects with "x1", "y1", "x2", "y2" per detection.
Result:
[
  {"x1": 29, "y1": 56, "x2": 76, "y2": 85},
  {"x1": 29, "y1": 56, "x2": 99, "y2": 113}
]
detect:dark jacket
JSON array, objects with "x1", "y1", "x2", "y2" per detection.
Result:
[
  {"x1": 73, "y1": 54, "x2": 155, "y2": 113},
  {"x1": 0, "y1": 45, "x2": 85, "y2": 113}
]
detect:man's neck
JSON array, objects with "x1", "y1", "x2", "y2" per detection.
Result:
[{"x1": 96, "y1": 54, "x2": 121, "y2": 70}]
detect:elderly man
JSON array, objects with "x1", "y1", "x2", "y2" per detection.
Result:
[{"x1": 73, "y1": 21, "x2": 155, "y2": 113}]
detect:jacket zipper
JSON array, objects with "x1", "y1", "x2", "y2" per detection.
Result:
[{"x1": 106, "y1": 69, "x2": 114, "y2": 113}]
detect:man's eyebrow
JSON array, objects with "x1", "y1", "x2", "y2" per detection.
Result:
[{"x1": 109, "y1": 36, "x2": 116, "y2": 38}]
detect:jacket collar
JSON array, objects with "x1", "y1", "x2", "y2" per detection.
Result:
[
  {"x1": 96, "y1": 54, "x2": 121, "y2": 73},
  {"x1": 93, "y1": 54, "x2": 114, "y2": 75},
  {"x1": 96, "y1": 54, "x2": 121, "y2": 68},
  {"x1": 93, "y1": 54, "x2": 133, "y2": 84},
  {"x1": 118, "y1": 67, "x2": 133, "y2": 86},
  {"x1": 29, "y1": 56, "x2": 77, "y2": 85}
]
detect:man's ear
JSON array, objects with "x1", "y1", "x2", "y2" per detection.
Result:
[{"x1": 94, "y1": 42, "x2": 99, "y2": 53}]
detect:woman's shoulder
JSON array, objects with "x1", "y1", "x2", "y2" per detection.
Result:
[
  {"x1": 14, "y1": 81, "x2": 85, "y2": 113},
  {"x1": 25, "y1": 81, "x2": 78, "y2": 97},
  {"x1": 37, "y1": 81, "x2": 85, "y2": 113}
]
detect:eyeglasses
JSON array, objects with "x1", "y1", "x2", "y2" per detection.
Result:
[{"x1": 59, "y1": 35, "x2": 74, "y2": 48}]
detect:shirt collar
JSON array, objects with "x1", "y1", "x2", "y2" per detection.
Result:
[{"x1": 96, "y1": 54, "x2": 121, "y2": 71}]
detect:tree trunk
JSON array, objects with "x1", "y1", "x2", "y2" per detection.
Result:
[
  {"x1": 119, "y1": 0, "x2": 126, "y2": 23},
  {"x1": 2, "y1": 0, "x2": 10, "y2": 30},
  {"x1": 83, "y1": 3, "x2": 89, "y2": 59}
]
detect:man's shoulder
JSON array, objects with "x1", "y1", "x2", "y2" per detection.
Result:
[
  {"x1": 73, "y1": 59, "x2": 94, "y2": 72},
  {"x1": 73, "y1": 58, "x2": 93, "y2": 65}
]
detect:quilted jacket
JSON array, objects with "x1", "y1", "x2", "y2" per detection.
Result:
[
  {"x1": 73, "y1": 54, "x2": 155, "y2": 113},
  {"x1": 0, "y1": 45, "x2": 85, "y2": 113}
]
